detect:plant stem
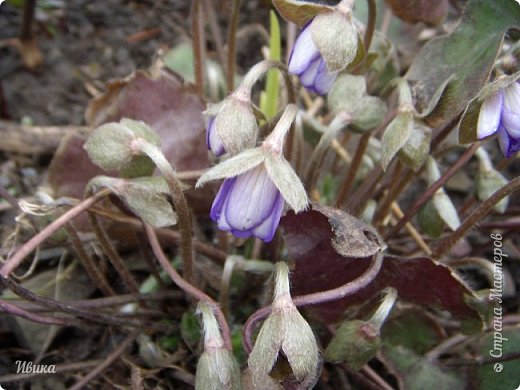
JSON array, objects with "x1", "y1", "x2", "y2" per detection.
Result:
[
  {"x1": 243, "y1": 253, "x2": 384, "y2": 353},
  {"x1": 0, "y1": 277, "x2": 145, "y2": 328},
  {"x1": 203, "y1": 0, "x2": 226, "y2": 69},
  {"x1": 20, "y1": 0, "x2": 36, "y2": 42},
  {"x1": 305, "y1": 113, "x2": 351, "y2": 191},
  {"x1": 64, "y1": 223, "x2": 116, "y2": 296},
  {"x1": 0, "y1": 298, "x2": 76, "y2": 326},
  {"x1": 385, "y1": 142, "x2": 481, "y2": 240},
  {"x1": 86, "y1": 204, "x2": 227, "y2": 264},
  {"x1": 347, "y1": 164, "x2": 384, "y2": 214},
  {"x1": 336, "y1": 133, "x2": 370, "y2": 207},
  {"x1": 87, "y1": 211, "x2": 140, "y2": 294},
  {"x1": 226, "y1": 0, "x2": 242, "y2": 92},
  {"x1": 433, "y1": 176, "x2": 520, "y2": 259},
  {"x1": 137, "y1": 141, "x2": 194, "y2": 283},
  {"x1": 191, "y1": 0, "x2": 205, "y2": 97},
  {"x1": 0, "y1": 189, "x2": 110, "y2": 278},
  {"x1": 364, "y1": 0, "x2": 377, "y2": 51},
  {"x1": 144, "y1": 224, "x2": 232, "y2": 350},
  {"x1": 373, "y1": 168, "x2": 414, "y2": 224}
]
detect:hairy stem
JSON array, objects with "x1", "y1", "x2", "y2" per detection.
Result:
[
  {"x1": 243, "y1": 253, "x2": 384, "y2": 353},
  {"x1": 385, "y1": 142, "x2": 481, "y2": 240},
  {"x1": 433, "y1": 176, "x2": 520, "y2": 258},
  {"x1": 0, "y1": 189, "x2": 110, "y2": 278},
  {"x1": 144, "y1": 224, "x2": 232, "y2": 350},
  {"x1": 138, "y1": 141, "x2": 194, "y2": 283}
]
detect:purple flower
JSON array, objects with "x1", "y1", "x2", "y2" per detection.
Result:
[
  {"x1": 210, "y1": 165, "x2": 284, "y2": 242},
  {"x1": 288, "y1": 20, "x2": 338, "y2": 95},
  {"x1": 478, "y1": 82, "x2": 520, "y2": 158},
  {"x1": 206, "y1": 116, "x2": 226, "y2": 156}
]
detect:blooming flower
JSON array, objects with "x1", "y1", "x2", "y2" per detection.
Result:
[
  {"x1": 197, "y1": 105, "x2": 308, "y2": 242},
  {"x1": 288, "y1": 21, "x2": 338, "y2": 95},
  {"x1": 210, "y1": 165, "x2": 285, "y2": 242},
  {"x1": 478, "y1": 81, "x2": 520, "y2": 158}
]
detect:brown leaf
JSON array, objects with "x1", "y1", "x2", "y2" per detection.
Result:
[
  {"x1": 86, "y1": 67, "x2": 209, "y2": 172},
  {"x1": 385, "y1": 0, "x2": 448, "y2": 26},
  {"x1": 281, "y1": 205, "x2": 483, "y2": 326}
]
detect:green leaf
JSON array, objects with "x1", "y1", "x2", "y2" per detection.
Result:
[
  {"x1": 477, "y1": 327, "x2": 520, "y2": 389},
  {"x1": 384, "y1": 345, "x2": 465, "y2": 390},
  {"x1": 406, "y1": 0, "x2": 520, "y2": 127},
  {"x1": 260, "y1": 11, "x2": 281, "y2": 120},
  {"x1": 88, "y1": 176, "x2": 178, "y2": 228},
  {"x1": 381, "y1": 112, "x2": 414, "y2": 170},
  {"x1": 382, "y1": 309, "x2": 443, "y2": 354}
]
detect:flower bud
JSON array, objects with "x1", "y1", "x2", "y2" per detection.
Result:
[
  {"x1": 475, "y1": 148, "x2": 509, "y2": 213},
  {"x1": 324, "y1": 288, "x2": 397, "y2": 370},
  {"x1": 205, "y1": 90, "x2": 258, "y2": 156},
  {"x1": 84, "y1": 118, "x2": 160, "y2": 175},
  {"x1": 195, "y1": 302, "x2": 241, "y2": 390},
  {"x1": 398, "y1": 121, "x2": 431, "y2": 171},
  {"x1": 418, "y1": 157, "x2": 460, "y2": 236},
  {"x1": 328, "y1": 74, "x2": 387, "y2": 133},
  {"x1": 248, "y1": 262, "x2": 320, "y2": 389}
]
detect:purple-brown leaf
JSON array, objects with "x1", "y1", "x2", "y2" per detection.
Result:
[{"x1": 281, "y1": 205, "x2": 483, "y2": 326}]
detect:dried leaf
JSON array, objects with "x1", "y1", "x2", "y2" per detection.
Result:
[{"x1": 281, "y1": 206, "x2": 482, "y2": 325}]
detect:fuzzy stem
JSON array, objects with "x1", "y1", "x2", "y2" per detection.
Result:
[
  {"x1": 226, "y1": 0, "x2": 242, "y2": 92},
  {"x1": 144, "y1": 224, "x2": 232, "y2": 350},
  {"x1": 385, "y1": 142, "x2": 481, "y2": 240},
  {"x1": 0, "y1": 189, "x2": 110, "y2": 278},
  {"x1": 433, "y1": 176, "x2": 520, "y2": 259},
  {"x1": 191, "y1": 0, "x2": 205, "y2": 96},
  {"x1": 243, "y1": 253, "x2": 384, "y2": 353},
  {"x1": 137, "y1": 141, "x2": 194, "y2": 283},
  {"x1": 336, "y1": 133, "x2": 370, "y2": 207}
]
